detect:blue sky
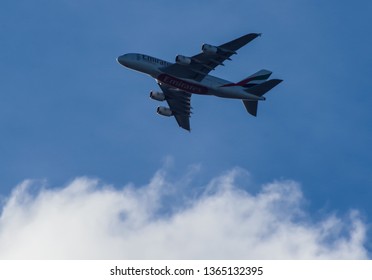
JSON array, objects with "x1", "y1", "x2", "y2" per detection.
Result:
[{"x1": 1, "y1": 1, "x2": 372, "y2": 258}]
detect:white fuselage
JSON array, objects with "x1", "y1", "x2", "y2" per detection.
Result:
[{"x1": 117, "y1": 53, "x2": 262, "y2": 101}]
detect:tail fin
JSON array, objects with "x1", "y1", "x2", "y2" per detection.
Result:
[
  {"x1": 222, "y1": 69, "x2": 272, "y2": 87},
  {"x1": 237, "y1": 69, "x2": 272, "y2": 86},
  {"x1": 243, "y1": 100, "x2": 258, "y2": 116},
  {"x1": 244, "y1": 79, "x2": 283, "y2": 97}
]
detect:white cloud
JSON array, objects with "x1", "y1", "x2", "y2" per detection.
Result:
[{"x1": 0, "y1": 168, "x2": 368, "y2": 259}]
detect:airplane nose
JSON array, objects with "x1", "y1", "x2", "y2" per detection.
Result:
[
  {"x1": 117, "y1": 53, "x2": 139, "y2": 70},
  {"x1": 117, "y1": 55, "x2": 127, "y2": 66}
]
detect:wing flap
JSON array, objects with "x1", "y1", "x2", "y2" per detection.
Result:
[
  {"x1": 158, "y1": 84, "x2": 192, "y2": 131},
  {"x1": 161, "y1": 33, "x2": 261, "y2": 82}
]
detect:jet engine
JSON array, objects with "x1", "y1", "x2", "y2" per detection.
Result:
[
  {"x1": 202, "y1": 44, "x2": 218, "y2": 54},
  {"x1": 175, "y1": 55, "x2": 192, "y2": 65},
  {"x1": 157, "y1": 106, "x2": 173, "y2": 117},
  {"x1": 150, "y1": 90, "x2": 165, "y2": 101}
]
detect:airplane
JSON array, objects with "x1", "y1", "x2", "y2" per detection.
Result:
[{"x1": 117, "y1": 33, "x2": 282, "y2": 131}]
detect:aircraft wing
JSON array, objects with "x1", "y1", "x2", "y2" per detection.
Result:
[
  {"x1": 158, "y1": 84, "x2": 192, "y2": 131},
  {"x1": 161, "y1": 33, "x2": 261, "y2": 82}
]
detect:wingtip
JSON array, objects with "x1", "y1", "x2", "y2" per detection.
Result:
[
  {"x1": 251, "y1": 33, "x2": 262, "y2": 37},
  {"x1": 244, "y1": 33, "x2": 261, "y2": 39},
  {"x1": 179, "y1": 124, "x2": 191, "y2": 132}
]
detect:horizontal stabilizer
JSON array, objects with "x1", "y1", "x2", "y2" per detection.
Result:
[
  {"x1": 243, "y1": 100, "x2": 258, "y2": 116},
  {"x1": 245, "y1": 79, "x2": 283, "y2": 96}
]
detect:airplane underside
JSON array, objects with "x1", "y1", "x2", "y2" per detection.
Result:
[
  {"x1": 117, "y1": 33, "x2": 282, "y2": 131},
  {"x1": 156, "y1": 73, "x2": 265, "y2": 100}
]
